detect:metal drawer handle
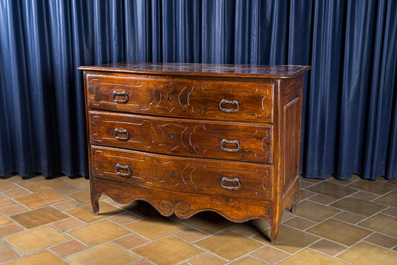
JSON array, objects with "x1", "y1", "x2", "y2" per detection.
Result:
[
  {"x1": 112, "y1": 91, "x2": 129, "y2": 103},
  {"x1": 113, "y1": 128, "x2": 130, "y2": 141},
  {"x1": 114, "y1": 163, "x2": 131, "y2": 177},
  {"x1": 219, "y1": 99, "x2": 239, "y2": 113},
  {"x1": 220, "y1": 139, "x2": 240, "y2": 153},
  {"x1": 220, "y1": 177, "x2": 241, "y2": 190}
]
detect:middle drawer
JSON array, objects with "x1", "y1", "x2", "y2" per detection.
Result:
[{"x1": 88, "y1": 111, "x2": 273, "y2": 164}]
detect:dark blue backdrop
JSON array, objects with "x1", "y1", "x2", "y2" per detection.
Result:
[{"x1": 0, "y1": 0, "x2": 396, "y2": 180}]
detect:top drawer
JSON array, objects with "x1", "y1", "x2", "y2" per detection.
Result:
[{"x1": 85, "y1": 73, "x2": 274, "y2": 123}]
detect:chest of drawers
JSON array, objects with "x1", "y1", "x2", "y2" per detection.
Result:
[{"x1": 79, "y1": 62, "x2": 310, "y2": 244}]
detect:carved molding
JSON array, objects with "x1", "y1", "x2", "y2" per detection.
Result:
[
  {"x1": 157, "y1": 199, "x2": 191, "y2": 218},
  {"x1": 155, "y1": 83, "x2": 186, "y2": 112}
]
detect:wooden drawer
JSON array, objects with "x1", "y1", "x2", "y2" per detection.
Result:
[
  {"x1": 91, "y1": 146, "x2": 273, "y2": 200},
  {"x1": 86, "y1": 73, "x2": 273, "y2": 123},
  {"x1": 89, "y1": 111, "x2": 272, "y2": 164}
]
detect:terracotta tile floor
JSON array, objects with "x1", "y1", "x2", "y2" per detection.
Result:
[{"x1": 0, "y1": 175, "x2": 396, "y2": 265}]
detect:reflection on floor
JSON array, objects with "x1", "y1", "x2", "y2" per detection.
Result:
[{"x1": 0, "y1": 174, "x2": 396, "y2": 265}]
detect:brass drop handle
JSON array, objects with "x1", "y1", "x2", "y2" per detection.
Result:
[
  {"x1": 220, "y1": 139, "x2": 240, "y2": 153},
  {"x1": 219, "y1": 99, "x2": 239, "y2": 113},
  {"x1": 114, "y1": 163, "x2": 131, "y2": 177},
  {"x1": 220, "y1": 177, "x2": 241, "y2": 190},
  {"x1": 113, "y1": 128, "x2": 130, "y2": 141},
  {"x1": 112, "y1": 91, "x2": 129, "y2": 103}
]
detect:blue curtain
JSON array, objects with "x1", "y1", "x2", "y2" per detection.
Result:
[{"x1": 0, "y1": 0, "x2": 396, "y2": 180}]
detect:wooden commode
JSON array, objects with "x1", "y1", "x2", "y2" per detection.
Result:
[{"x1": 79, "y1": 62, "x2": 310, "y2": 244}]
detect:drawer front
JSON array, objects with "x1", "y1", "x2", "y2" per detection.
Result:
[
  {"x1": 91, "y1": 146, "x2": 273, "y2": 200},
  {"x1": 89, "y1": 111, "x2": 272, "y2": 164},
  {"x1": 86, "y1": 73, "x2": 273, "y2": 123}
]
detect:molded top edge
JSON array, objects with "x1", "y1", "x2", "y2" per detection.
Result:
[{"x1": 78, "y1": 62, "x2": 311, "y2": 78}]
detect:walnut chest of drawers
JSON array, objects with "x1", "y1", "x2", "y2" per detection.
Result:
[{"x1": 79, "y1": 62, "x2": 310, "y2": 244}]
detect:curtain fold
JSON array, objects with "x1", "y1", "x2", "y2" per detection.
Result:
[{"x1": 0, "y1": 0, "x2": 396, "y2": 179}]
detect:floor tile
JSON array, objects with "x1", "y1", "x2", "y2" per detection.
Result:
[
  {"x1": 189, "y1": 253, "x2": 228, "y2": 265},
  {"x1": 179, "y1": 212, "x2": 235, "y2": 234},
  {"x1": 303, "y1": 177, "x2": 326, "y2": 183},
  {"x1": 67, "y1": 220, "x2": 130, "y2": 246},
  {"x1": 383, "y1": 177, "x2": 397, "y2": 185},
  {"x1": 1, "y1": 174, "x2": 395, "y2": 265},
  {"x1": 120, "y1": 201, "x2": 161, "y2": 218},
  {"x1": 333, "y1": 211, "x2": 366, "y2": 224},
  {"x1": 175, "y1": 228, "x2": 209, "y2": 242},
  {"x1": 306, "y1": 182, "x2": 357, "y2": 198},
  {"x1": 350, "y1": 190, "x2": 380, "y2": 201},
  {"x1": 51, "y1": 217, "x2": 86, "y2": 232},
  {"x1": 0, "y1": 214, "x2": 11, "y2": 226},
  {"x1": 14, "y1": 189, "x2": 67, "y2": 209},
  {"x1": 0, "y1": 204, "x2": 29, "y2": 216},
  {"x1": 294, "y1": 201, "x2": 340, "y2": 222},
  {"x1": 11, "y1": 206, "x2": 68, "y2": 229},
  {"x1": 230, "y1": 222, "x2": 260, "y2": 237},
  {"x1": 0, "y1": 247, "x2": 20, "y2": 263},
  {"x1": 52, "y1": 182, "x2": 81, "y2": 194},
  {"x1": 307, "y1": 219, "x2": 371, "y2": 246},
  {"x1": 250, "y1": 219, "x2": 271, "y2": 233},
  {"x1": 375, "y1": 190, "x2": 397, "y2": 207},
  {"x1": 358, "y1": 214, "x2": 397, "y2": 237},
  {"x1": 283, "y1": 216, "x2": 316, "y2": 230},
  {"x1": 308, "y1": 194, "x2": 338, "y2": 204},
  {"x1": 299, "y1": 189, "x2": 316, "y2": 200},
  {"x1": 66, "y1": 202, "x2": 122, "y2": 223},
  {"x1": 364, "y1": 233, "x2": 397, "y2": 249},
  {"x1": 348, "y1": 180, "x2": 396, "y2": 195},
  {"x1": 253, "y1": 225, "x2": 319, "y2": 254},
  {"x1": 338, "y1": 242, "x2": 397, "y2": 265},
  {"x1": 0, "y1": 194, "x2": 16, "y2": 207},
  {"x1": 62, "y1": 177, "x2": 89, "y2": 189},
  {"x1": 18, "y1": 178, "x2": 67, "y2": 193},
  {"x1": 382, "y1": 207, "x2": 397, "y2": 217},
  {"x1": 251, "y1": 246, "x2": 290, "y2": 264},
  {"x1": 330, "y1": 197, "x2": 386, "y2": 216},
  {"x1": 108, "y1": 212, "x2": 141, "y2": 225},
  {"x1": 229, "y1": 256, "x2": 268, "y2": 265},
  {"x1": 125, "y1": 216, "x2": 187, "y2": 240},
  {"x1": 2, "y1": 188, "x2": 31, "y2": 198},
  {"x1": 309, "y1": 239, "x2": 347, "y2": 256},
  {"x1": 196, "y1": 230, "x2": 263, "y2": 260},
  {"x1": 299, "y1": 179, "x2": 314, "y2": 189},
  {"x1": 50, "y1": 240, "x2": 88, "y2": 257},
  {"x1": 326, "y1": 175, "x2": 360, "y2": 185},
  {"x1": 0, "y1": 180, "x2": 19, "y2": 192},
  {"x1": 135, "y1": 236, "x2": 204, "y2": 265},
  {"x1": 8, "y1": 175, "x2": 45, "y2": 184},
  {"x1": 53, "y1": 199, "x2": 82, "y2": 211},
  {"x1": 67, "y1": 242, "x2": 140, "y2": 265},
  {"x1": 278, "y1": 249, "x2": 349, "y2": 265},
  {"x1": 4, "y1": 225, "x2": 70, "y2": 255},
  {"x1": 113, "y1": 233, "x2": 150, "y2": 249},
  {"x1": 2, "y1": 250, "x2": 68, "y2": 265},
  {"x1": 0, "y1": 224, "x2": 24, "y2": 237},
  {"x1": 281, "y1": 211, "x2": 295, "y2": 222},
  {"x1": 66, "y1": 189, "x2": 91, "y2": 204}
]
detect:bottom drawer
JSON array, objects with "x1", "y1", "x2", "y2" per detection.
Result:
[{"x1": 91, "y1": 146, "x2": 273, "y2": 200}]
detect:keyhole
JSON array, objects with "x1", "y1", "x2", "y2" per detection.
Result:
[
  {"x1": 169, "y1": 133, "x2": 175, "y2": 141},
  {"x1": 171, "y1": 170, "x2": 176, "y2": 178},
  {"x1": 168, "y1": 92, "x2": 173, "y2": 101}
]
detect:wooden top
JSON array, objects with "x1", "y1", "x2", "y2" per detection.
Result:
[{"x1": 78, "y1": 62, "x2": 310, "y2": 79}]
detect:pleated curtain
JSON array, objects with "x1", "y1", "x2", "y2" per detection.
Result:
[{"x1": 0, "y1": 0, "x2": 396, "y2": 179}]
